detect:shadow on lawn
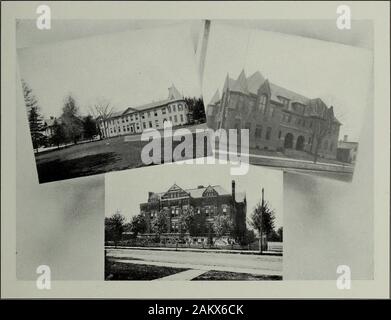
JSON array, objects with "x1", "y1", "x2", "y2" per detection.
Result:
[{"x1": 37, "y1": 152, "x2": 120, "y2": 183}]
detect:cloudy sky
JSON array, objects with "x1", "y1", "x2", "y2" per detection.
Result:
[
  {"x1": 203, "y1": 22, "x2": 373, "y2": 142},
  {"x1": 105, "y1": 161, "x2": 283, "y2": 229},
  {"x1": 17, "y1": 22, "x2": 202, "y2": 119}
]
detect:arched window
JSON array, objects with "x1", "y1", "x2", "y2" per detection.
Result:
[{"x1": 259, "y1": 94, "x2": 267, "y2": 113}]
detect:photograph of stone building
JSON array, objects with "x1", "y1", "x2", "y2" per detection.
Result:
[
  {"x1": 208, "y1": 69, "x2": 341, "y2": 160},
  {"x1": 202, "y1": 22, "x2": 372, "y2": 181}
]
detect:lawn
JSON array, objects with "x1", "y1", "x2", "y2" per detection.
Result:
[
  {"x1": 105, "y1": 259, "x2": 189, "y2": 281},
  {"x1": 35, "y1": 127, "x2": 211, "y2": 183},
  {"x1": 192, "y1": 270, "x2": 282, "y2": 281}
]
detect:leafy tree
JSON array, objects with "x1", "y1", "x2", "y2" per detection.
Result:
[
  {"x1": 129, "y1": 214, "x2": 147, "y2": 238},
  {"x1": 151, "y1": 210, "x2": 168, "y2": 239},
  {"x1": 184, "y1": 97, "x2": 206, "y2": 123},
  {"x1": 239, "y1": 229, "x2": 256, "y2": 246},
  {"x1": 50, "y1": 119, "x2": 66, "y2": 148},
  {"x1": 310, "y1": 107, "x2": 335, "y2": 163},
  {"x1": 61, "y1": 95, "x2": 83, "y2": 144},
  {"x1": 212, "y1": 214, "x2": 233, "y2": 238},
  {"x1": 250, "y1": 188, "x2": 276, "y2": 252},
  {"x1": 22, "y1": 80, "x2": 44, "y2": 152},
  {"x1": 277, "y1": 226, "x2": 283, "y2": 242},
  {"x1": 83, "y1": 115, "x2": 98, "y2": 141},
  {"x1": 105, "y1": 211, "x2": 126, "y2": 247}
]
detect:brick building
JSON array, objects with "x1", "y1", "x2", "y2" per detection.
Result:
[
  {"x1": 139, "y1": 181, "x2": 247, "y2": 243},
  {"x1": 207, "y1": 70, "x2": 342, "y2": 159},
  {"x1": 98, "y1": 84, "x2": 190, "y2": 138}
]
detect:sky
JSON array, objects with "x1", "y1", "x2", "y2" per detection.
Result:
[
  {"x1": 202, "y1": 22, "x2": 373, "y2": 142},
  {"x1": 17, "y1": 22, "x2": 202, "y2": 119},
  {"x1": 105, "y1": 160, "x2": 283, "y2": 229}
]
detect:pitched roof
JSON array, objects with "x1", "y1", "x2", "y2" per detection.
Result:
[
  {"x1": 155, "y1": 184, "x2": 245, "y2": 203},
  {"x1": 247, "y1": 71, "x2": 265, "y2": 94},
  {"x1": 168, "y1": 84, "x2": 183, "y2": 100},
  {"x1": 218, "y1": 70, "x2": 341, "y2": 123},
  {"x1": 209, "y1": 89, "x2": 220, "y2": 105}
]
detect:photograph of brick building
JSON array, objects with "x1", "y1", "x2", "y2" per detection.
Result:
[
  {"x1": 207, "y1": 69, "x2": 342, "y2": 160},
  {"x1": 139, "y1": 181, "x2": 246, "y2": 243}
]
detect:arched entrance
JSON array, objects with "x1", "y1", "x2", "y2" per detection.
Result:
[
  {"x1": 296, "y1": 135, "x2": 305, "y2": 151},
  {"x1": 284, "y1": 133, "x2": 294, "y2": 149}
]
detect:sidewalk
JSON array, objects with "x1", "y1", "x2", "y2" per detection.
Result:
[
  {"x1": 112, "y1": 258, "x2": 282, "y2": 277},
  {"x1": 105, "y1": 245, "x2": 282, "y2": 256}
]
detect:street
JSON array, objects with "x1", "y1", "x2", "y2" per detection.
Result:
[{"x1": 106, "y1": 248, "x2": 282, "y2": 278}]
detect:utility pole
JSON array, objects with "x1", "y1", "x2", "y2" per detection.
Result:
[{"x1": 259, "y1": 188, "x2": 264, "y2": 255}]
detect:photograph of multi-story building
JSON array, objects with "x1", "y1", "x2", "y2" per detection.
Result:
[
  {"x1": 17, "y1": 22, "x2": 207, "y2": 183},
  {"x1": 98, "y1": 85, "x2": 191, "y2": 138},
  {"x1": 139, "y1": 181, "x2": 246, "y2": 243},
  {"x1": 207, "y1": 69, "x2": 341, "y2": 160},
  {"x1": 104, "y1": 164, "x2": 283, "y2": 281},
  {"x1": 202, "y1": 22, "x2": 372, "y2": 181}
]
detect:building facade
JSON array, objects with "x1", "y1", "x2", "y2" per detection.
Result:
[
  {"x1": 207, "y1": 70, "x2": 342, "y2": 159},
  {"x1": 337, "y1": 135, "x2": 358, "y2": 163},
  {"x1": 139, "y1": 181, "x2": 247, "y2": 243},
  {"x1": 98, "y1": 85, "x2": 190, "y2": 138}
]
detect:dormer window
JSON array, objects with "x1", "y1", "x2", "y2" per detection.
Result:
[{"x1": 279, "y1": 96, "x2": 289, "y2": 107}]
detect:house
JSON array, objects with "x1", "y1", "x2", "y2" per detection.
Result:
[{"x1": 337, "y1": 135, "x2": 359, "y2": 163}]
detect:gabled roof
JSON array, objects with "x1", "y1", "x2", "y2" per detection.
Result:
[
  {"x1": 269, "y1": 82, "x2": 309, "y2": 106},
  {"x1": 209, "y1": 89, "x2": 220, "y2": 105},
  {"x1": 247, "y1": 71, "x2": 265, "y2": 94},
  {"x1": 230, "y1": 69, "x2": 249, "y2": 94},
  {"x1": 168, "y1": 84, "x2": 183, "y2": 100}
]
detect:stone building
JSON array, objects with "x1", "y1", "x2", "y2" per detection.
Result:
[
  {"x1": 98, "y1": 84, "x2": 190, "y2": 138},
  {"x1": 207, "y1": 70, "x2": 342, "y2": 159},
  {"x1": 139, "y1": 181, "x2": 247, "y2": 242}
]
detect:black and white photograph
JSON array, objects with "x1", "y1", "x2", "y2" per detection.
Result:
[
  {"x1": 17, "y1": 21, "x2": 208, "y2": 183},
  {"x1": 104, "y1": 163, "x2": 283, "y2": 281},
  {"x1": 203, "y1": 21, "x2": 372, "y2": 182}
]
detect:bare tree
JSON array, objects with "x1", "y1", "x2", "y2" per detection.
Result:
[{"x1": 89, "y1": 99, "x2": 114, "y2": 139}]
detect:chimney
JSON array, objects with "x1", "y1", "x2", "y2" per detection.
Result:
[
  {"x1": 343, "y1": 135, "x2": 348, "y2": 142},
  {"x1": 232, "y1": 180, "x2": 236, "y2": 203}
]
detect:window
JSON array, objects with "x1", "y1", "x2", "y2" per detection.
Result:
[
  {"x1": 278, "y1": 130, "x2": 282, "y2": 139},
  {"x1": 279, "y1": 97, "x2": 289, "y2": 107},
  {"x1": 167, "y1": 106, "x2": 171, "y2": 113},
  {"x1": 174, "y1": 115, "x2": 178, "y2": 122},
  {"x1": 270, "y1": 106, "x2": 275, "y2": 117},
  {"x1": 143, "y1": 122, "x2": 146, "y2": 129},
  {"x1": 266, "y1": 127, "x2": 272, "y2": 140},
  {"x1": 178, "y1": 104, "x2": 183, "y2": 111},
  {"x1": 324, "y1": 140, "x2": 328, "y2": 150},
  {"x1": 154, "y1": 111, "x2": 158, "y2": 116},
  {"x1": 169, "y1": 116, "x2": 172, "y2": 121},
  {"x1": 173, "y1": 105, "x2": 176, "y2": 112},
  {"x1": 180, "y1": 114, "x2": 184, "y2": 122},
  {"x1": 255, "y1": 125, "x2": 262, "y2": 138},
  {"x1": 149, "y1": 121, "x2": 153, "y2": 128},
  {"x1": 329, "y1": 142, "x2": 333, "y2": 152},
  {"x1": 259, "y1": 94, "x2": 267, "y2": 113},
  {"x1": 162, "y1": 108, "x2": 166, "y2": 114},
  {"x1": 147, "y1": 112, "x2": 150, "y2": 117},
  {"x1": 142, "y1": 113, "x2": 145, "y2": 119}
]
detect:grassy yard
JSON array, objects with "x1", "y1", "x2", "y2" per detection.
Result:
[
  {"x1": 192, "y1": 270, "x2": 282, "y2": 281},
  {"x1": 35, "y1": 128, "x2": 211, "y2": 183},
  {"x1": 105, "y1": 259, "x2": 189, "y2": 281}
]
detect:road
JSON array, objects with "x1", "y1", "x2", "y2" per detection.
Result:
[{"x1": 106, "y1": 248, "x2": 282, "y2": 276}]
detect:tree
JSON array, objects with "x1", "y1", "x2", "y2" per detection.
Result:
[
  {"x1": 129, "y1": 214, "x2": 147, "y2": 238},
  {"x1": 277, "y1": 226, "x2": 283, "y2": 242},
  {"x1": 50, "y1": 119, "x2": 66, "y2": 148},
  {"x1": 151, "y1": 210, "x2": 168, "y2": 239},
  {"x1": 250, "y1": 188, "x2": 276, "y2": 253},
  {"x1": 184, "y1": 97, "x2": 206, "y2": 124},
  {"x1": 105, "y1": 211, "x2": 126, "y2": 247},
  {"x1": 22, "y1": 80, "x2": 44, "y2": 152},
  {"x1": 83, "y1": 115, "x2": 98, "y2": 141},
  {"x1": 61, "y1": 95, "x2": 83, "y2": 144},
  {"x1": 89, "y1": 99, "x2": 113, "y2": 139},
  {"x1": 212, "y1": 214, "x2": 233, "y2": 239}
]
